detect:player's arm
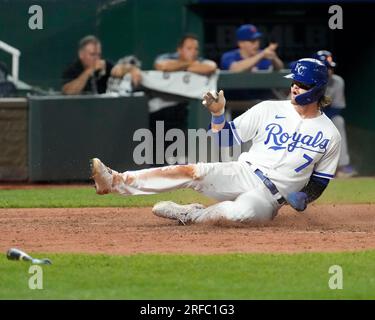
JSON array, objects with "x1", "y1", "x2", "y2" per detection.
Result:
[
  {"x1": 187, "y1": 60, "x2": 217, "y2": 75},
  {"x1": 62, "y1": 68, "x2": 93, "y2": 95},
  {"x1": 62, "y1": 59, "x2": 106, "y2": 95},
  {"x1": 111, "y1": 63, "x2": 142, "y2": 86},
  {"x1": 266, "y1": 43, "x2": 284, "y2": 71},
  {"x1": 203, "y1": 90, "x2": 263, "y2": 146},
  {"x1": 154, "y1": 59, "x2": 191, "y2": 72},
  {"x1": 202, "y1": 90, "x2": 241, "y2": 147},
  {"x1": 202, "y1": 90, "x2": 226, "y2": 131},
  {"x1": 287, "y1": 130, "x2": 341, "y2": 212},
  {"x1": 229, "y1": 51, "x2": 266, "y2": 72},
  {"x1": 111, "y1": 63, "x2": 134, "y2": 77},
  {"x1": 271, "y1": 54, "x2": 284, "y2": 71},
  {"x1": 287, "y1": 176, "x2": 329, "y2": 212}
]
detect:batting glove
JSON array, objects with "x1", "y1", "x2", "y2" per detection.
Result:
[{"x1": 287, "y1": 192, "x2": 308, "y2": 212}]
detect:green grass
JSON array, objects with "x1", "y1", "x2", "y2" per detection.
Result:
[
  {"x1": 318, "y1": 177, "x2": 375, "y2": 204},
  {"x1": 0, "y1": 188, "x2": 214, "y2": 208},
  {"x1": 0, "y1": 178, "x2": 374, "y2": 208},
  {"x1": 1, "y1": 251, "x2": 375, "y2": 299}
]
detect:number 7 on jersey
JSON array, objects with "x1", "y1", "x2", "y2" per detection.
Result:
[{"x1": 295, "y1": 154, "x2": 313, "y2": 173}]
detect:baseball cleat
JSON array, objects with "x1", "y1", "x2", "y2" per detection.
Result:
[
  {"x1": 152, "y1": 201, "x2": 205, "y2": 225},
  {"x1": 90, "y1": 158, "x2": 113, "y2": 195}
]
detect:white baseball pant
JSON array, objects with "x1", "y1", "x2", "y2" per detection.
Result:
[{"x1": 111, "y1": 161, "x2": 282, "y2": 222}]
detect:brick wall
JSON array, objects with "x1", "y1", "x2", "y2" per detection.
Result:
[{"x1": 0, "y1": 98, "x2": 28, "y2": 181}]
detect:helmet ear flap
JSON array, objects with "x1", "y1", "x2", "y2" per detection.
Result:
[{"x1": 295, "y1": 85, "x2": 327, "y2": 105}]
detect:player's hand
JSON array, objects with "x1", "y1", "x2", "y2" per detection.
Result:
[
  {"x1": 268, "y1": 42, "x2": 278, "y2": 51},
  {"x1": 287, "y1": 192, "x2": 308, "y2": 212},
  {"x1": 94, "y1": 59, "x2": 106, "y2": 72},
  {"x1": 202, "y1": 90, "x2": 226, "y2": 115},
  {"x1": 263, "y1": 48, "x2": 276, "y2": 60},
  {"x1": 263, "y1": 43, "x2": 278, "y2": 60}
]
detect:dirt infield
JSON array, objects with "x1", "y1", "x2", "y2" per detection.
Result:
[{"x1": 1, "y1": 204, "x2": 374, "y2": 255}]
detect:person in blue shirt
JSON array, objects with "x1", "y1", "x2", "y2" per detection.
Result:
[
  {"x1": 220, "y1": 25, "x2": 284, "y2": 118},
  {"x1": 221, "y1": 24, "x2": 284, "y2": 72}
]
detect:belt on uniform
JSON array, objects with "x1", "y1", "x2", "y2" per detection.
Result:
[{"x1": 246, "y1": 162, "x2": 286, "y2": 205}]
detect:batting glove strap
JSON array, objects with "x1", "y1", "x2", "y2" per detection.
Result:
[{"x1": 211, "y1": 113, "x2": 225, "y2": 124}]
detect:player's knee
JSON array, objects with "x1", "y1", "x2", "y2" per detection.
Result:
[
  {"x1": 180, "y1": 164, "x2": 199, "y2": 179},
  {"x1": 220, "y1": 201, "x2": 273, "y2": 222},
  {"x1": 233, "y1": 193, "x2": 276, "y2": 222},
  {"x1": 243, "y1": 210, "x2": 274, "y2": 222},
  {"x1": 159, "y1": 164, "x2": 199, "y2": 180}
]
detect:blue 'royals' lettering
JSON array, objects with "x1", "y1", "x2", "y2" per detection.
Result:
[{"x1": 264, "y1": 123, "x2": 329, "y2": 154}]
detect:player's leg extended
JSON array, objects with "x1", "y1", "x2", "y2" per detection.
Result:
[
  {"x1": 91, "y1": 159, "x2": 254, "y2": 201},
  {"x1": 91, "y1": 158, "x2": 198, "y2": 195}
]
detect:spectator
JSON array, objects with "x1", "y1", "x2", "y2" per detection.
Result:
[
  {"x1": 314, "y1": 50, "x2": 358, "y2": 178},
  {"x1": 151, "y1": 33, "x2": 217, "y2": 164},
  {"x1": 106, "y1": 55, "x2": 142, "y2": 95},
  {"x1": 111, "y1": 55, "x2": 142, "y2": 88},
  {"x1": 62, "y1": 35, "x2": 141, "y2": 95},
  {"x1": 220, "y1": 25, "x2": 284, "y2": 119},
  {"x1": 221, "y1": 24, "x2": 284, "y2": 72},
  {"x1": 155, "y1": 34, "x2": 217, "y2": 75}
]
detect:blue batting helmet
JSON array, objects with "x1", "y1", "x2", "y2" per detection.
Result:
[
  {"x1": 313, "y1": 50, "x2": 336, "y2": 68},
  {"x1": 285, "y1": 58, "x2": 328, "y2": 105}
]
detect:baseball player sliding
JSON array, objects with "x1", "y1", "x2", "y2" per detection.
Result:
[{"x1": 91, "y1": 58, "x2": 341, "y2": 224}]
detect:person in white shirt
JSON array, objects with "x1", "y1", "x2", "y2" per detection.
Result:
[
  {"x1": 313, "y1": 50, "x2": 357, "y2": 178},
  {"x1": 90, "y1": 58, "x2": 341, "y2": 224}
]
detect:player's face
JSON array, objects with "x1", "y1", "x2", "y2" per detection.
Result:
[
  {"x1": 239, "y1": 39, "x2": 260, "y2": 56},
  {"x1": 290, "y1": 81, "x2": 312, "y2": 104},
  {"x1": 79, "y1": 43, "x2": 102, "y2": 69},
  {"x1": 178, "y1": 38, "x2": 199, "y2": 62}
]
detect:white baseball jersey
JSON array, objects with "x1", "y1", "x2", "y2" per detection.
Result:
[
  {"x1": 326, "y1": 74, "x2": 346, "y2": 109},
  {"x1": 231, "y1": 100, "x2": 342, "y2": 196}
]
